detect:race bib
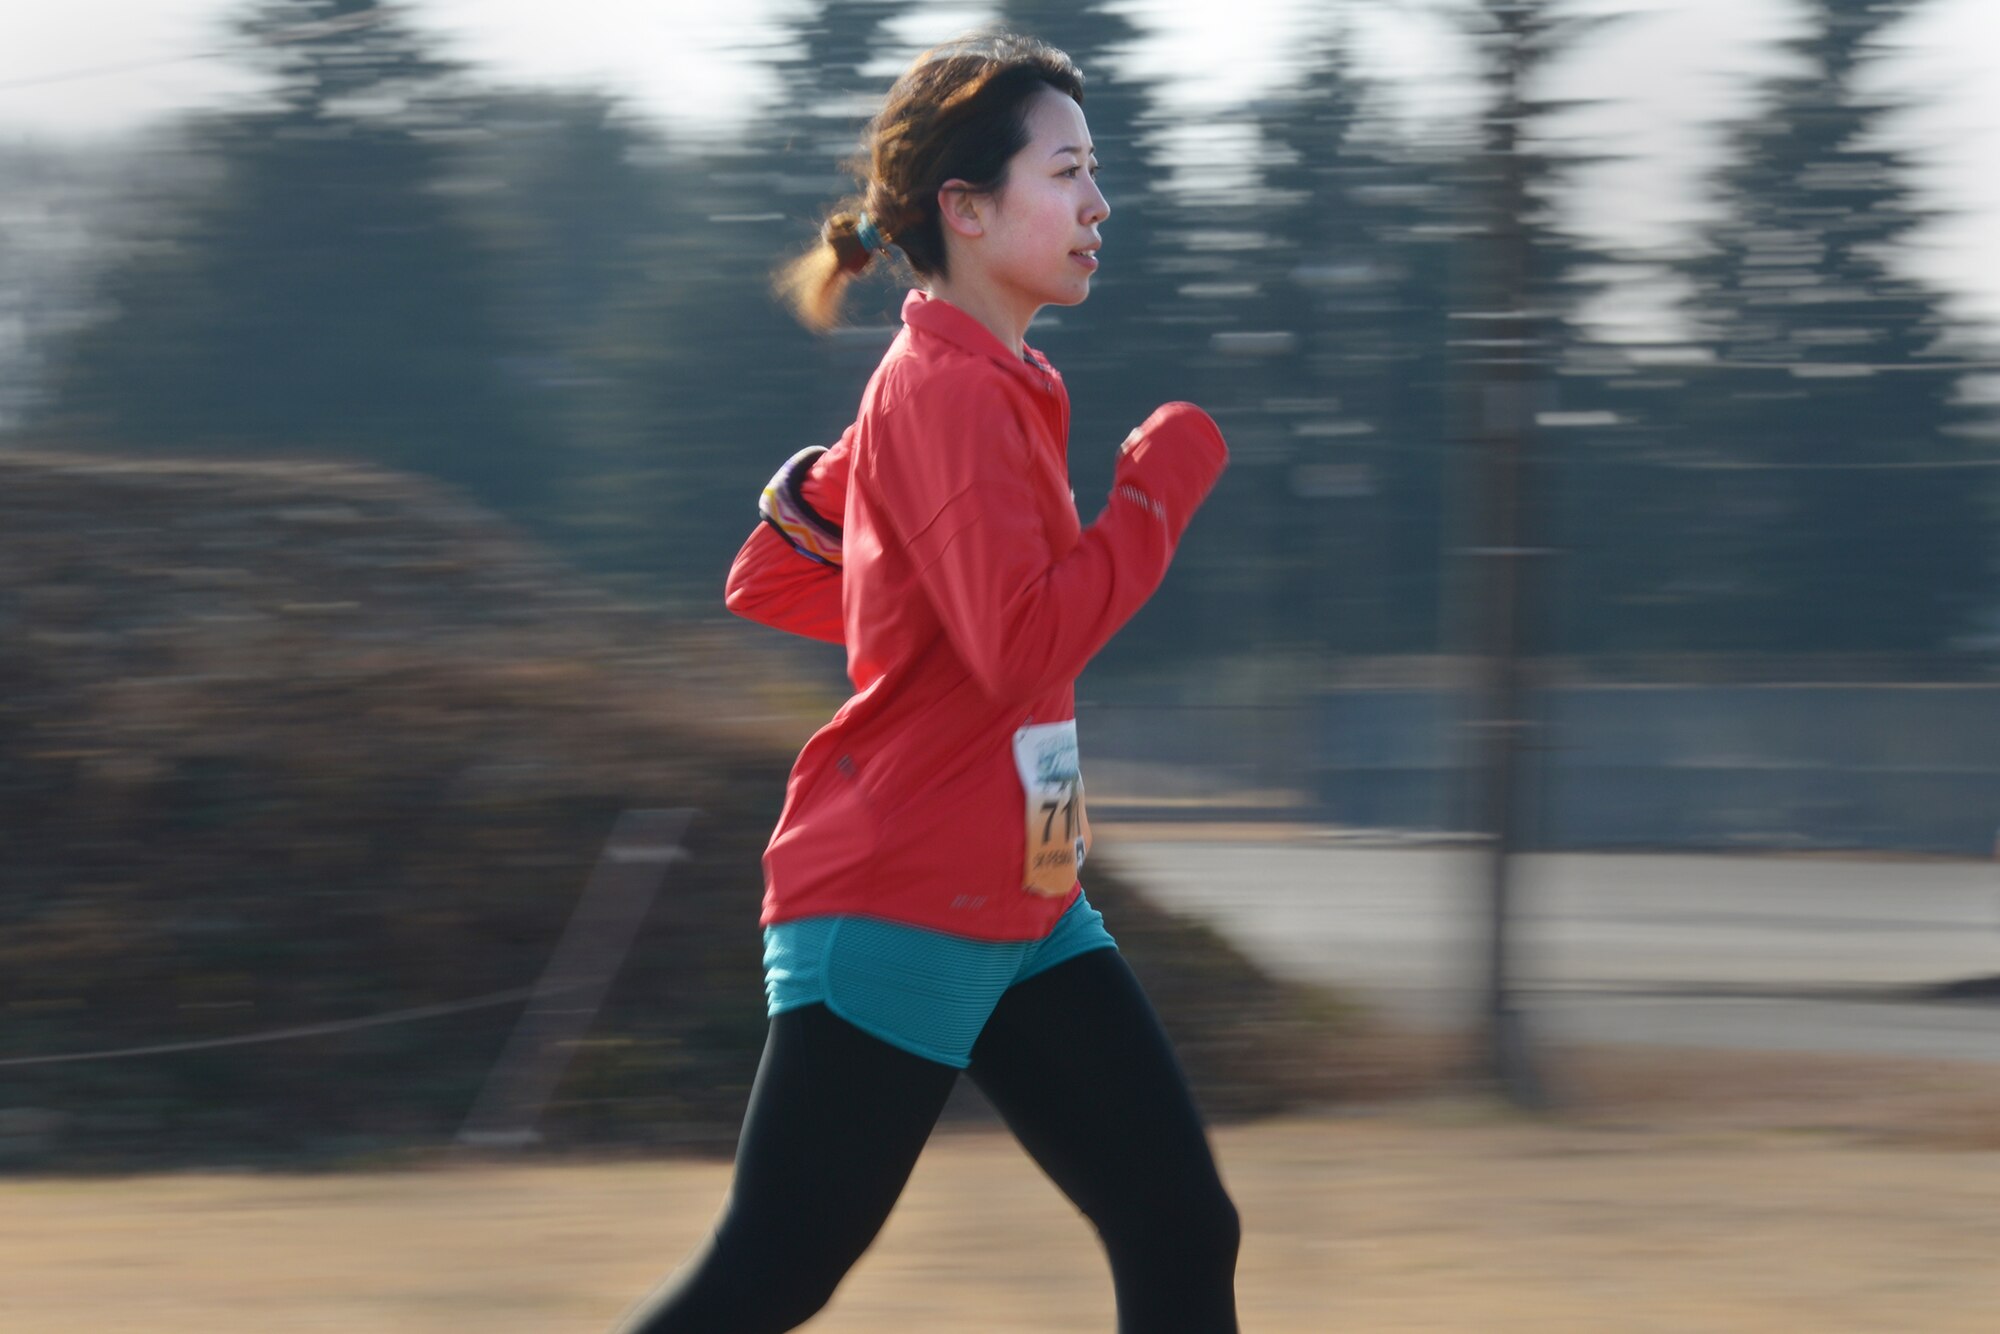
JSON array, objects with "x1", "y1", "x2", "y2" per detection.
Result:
[{"x1": 1013, "y1": 720, "x2": 1092, "y2": 898}]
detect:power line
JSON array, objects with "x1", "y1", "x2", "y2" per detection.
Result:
[
  {"x1": 0, "y1": 11, "x2": 385, "y2": 95},
  {"x1": 0, "y1": 983, "x2": 578, "y2": 1069},
  {"x1": 0, "y1": 52, "x2": 216, "y2": 95},
  {"x1": 1623, "y1": 455, "x2": 2000, "y2": 472},
  {"x1": 1707, "y1": 358, "x2": 2000, "y2": 374}
]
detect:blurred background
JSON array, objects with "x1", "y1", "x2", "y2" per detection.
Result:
[{"x1": 5, "y1": 0, "x2": 2000, "y2": 1187}]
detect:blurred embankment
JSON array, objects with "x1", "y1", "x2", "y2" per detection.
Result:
[{"x1": 0, "y1": 450, "x2": 1372, "y2": 1171}]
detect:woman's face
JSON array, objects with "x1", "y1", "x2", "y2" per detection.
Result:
[{"x1": 975, "y1": 88, "x2": 1110, "y2": 312}]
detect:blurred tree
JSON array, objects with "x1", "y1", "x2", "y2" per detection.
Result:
[
  {"x1": 1129, "y1": 7, "x2": 1626, "y2": 669},
  {"x1": 0, "y1": 142, "x2": 140, "y2": 433},
  {"x1": 1535, "y1": 337, "x2": 1709, "y2": 658},
  {"x1": 447, "y1": 89, "x2": 705, "y2": 580},
  {"x1": 466, "y1": 91, "x2": 677, "y2": 357},
  {"x1": 33, "y1": 0, "x2": 556, "y2": 517},
  {"x1": 557, "y1": 1, "x2": 919, "y2": 610},
  {"x1": 1188, "y1": 29, "x2": 1469, "y2": 661},
  {"x1": 1658, "y1": 0, "x2": 1988, "y2": 654}
]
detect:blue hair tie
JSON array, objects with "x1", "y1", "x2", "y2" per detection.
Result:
[{"x1": 855, "y1": 212, "x2": 889, "y2": 256}]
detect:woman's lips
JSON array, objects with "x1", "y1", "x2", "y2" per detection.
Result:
[{"x1": 1070, "y1": 250, "x2": 1100, "y2": 272}]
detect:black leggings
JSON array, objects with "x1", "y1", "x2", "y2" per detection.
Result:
[{"x1": 613, "y1": 947, "x2": 1240, "y2": 1333}]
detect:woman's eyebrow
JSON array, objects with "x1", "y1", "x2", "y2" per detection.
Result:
[{"x1": 1048, "y1": 143, "x2": 1097, "y2": 159}]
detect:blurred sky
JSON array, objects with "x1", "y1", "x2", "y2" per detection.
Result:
[{"x1": 2, "y1": 0, "x2": 1998, "y2": 336}]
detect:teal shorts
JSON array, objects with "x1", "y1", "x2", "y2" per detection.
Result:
[{"x1": 762, "y1": 894, "x2": 1118, "y2": 1068}]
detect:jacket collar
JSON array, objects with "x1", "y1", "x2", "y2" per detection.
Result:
[{"x1": 901, "y1": 289, "x2": 1059, "y2": 387}]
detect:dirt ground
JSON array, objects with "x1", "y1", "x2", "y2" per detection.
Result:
[{"x1": 7, "y1": 1044, "x2": 2000, "y2": 1333}]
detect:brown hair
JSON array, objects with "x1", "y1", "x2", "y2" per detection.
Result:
[{"x1": 774, "y1": 32, "x2": 1085, "y2": 332}]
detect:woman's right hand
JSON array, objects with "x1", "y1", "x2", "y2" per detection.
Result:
[{"x1": 1111, "y1": 402, "x2": 1229, "y2": 545}]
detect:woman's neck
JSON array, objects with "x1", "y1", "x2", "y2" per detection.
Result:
[{"x1": 926, "y1": 274, "x2": 1035, "y2": 358}]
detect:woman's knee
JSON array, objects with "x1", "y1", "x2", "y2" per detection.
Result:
[
  {"x1": 1101, "y1": 1177, "x2": 1241, "y2": 1270},
  {"x1": 1188, "y1": 1182, "x2": 1242, "y2": 1266},
  {"x1": 710, "y1": 1211, "x2": 858, "y2": 1325}
]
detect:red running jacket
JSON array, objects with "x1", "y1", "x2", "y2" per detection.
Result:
[{"x1": 726, "y1": 289, "x2": 1227, "y2": 940}]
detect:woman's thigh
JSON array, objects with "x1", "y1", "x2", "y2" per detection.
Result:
[
  {"x1": 965, "y1": 947, "x2": 1235, "y2": 1226},
  {"x1": 722, "y1": 1002, "x2": 960, "y2": 1257}
]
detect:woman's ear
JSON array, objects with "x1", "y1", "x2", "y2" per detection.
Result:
[{"x1": 937, "y1": 180, "x2": 986, "y2": 240}]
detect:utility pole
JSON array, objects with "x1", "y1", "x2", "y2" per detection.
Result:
[{"x1": 1460, "y1": 0, "x2": 1548, "y2": 1110}]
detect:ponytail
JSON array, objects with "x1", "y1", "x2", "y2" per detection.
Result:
[{"x1": 774, "y1": 209, "x2": 886, "y2": 332}]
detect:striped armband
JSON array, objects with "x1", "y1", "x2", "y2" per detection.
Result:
[{"x1": 758, "y1": 446, "x2": 843, "y2": 567}]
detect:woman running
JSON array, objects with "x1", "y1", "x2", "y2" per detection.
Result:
[{"x1": 613, "y1": 33, "x2": 1235, "y2": 1333}]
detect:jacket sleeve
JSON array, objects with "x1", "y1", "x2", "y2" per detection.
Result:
[
  {"x1": 723, "y1": 427, "x2": 853, "y2": 644},
  {"x1": 870, "y1": 384, "x2": 1227, "y2": 706}
]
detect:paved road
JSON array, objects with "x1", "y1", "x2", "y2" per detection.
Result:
[{"x1": 1105, "y1": 833, "x2": 2000, "y2": 1062}]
